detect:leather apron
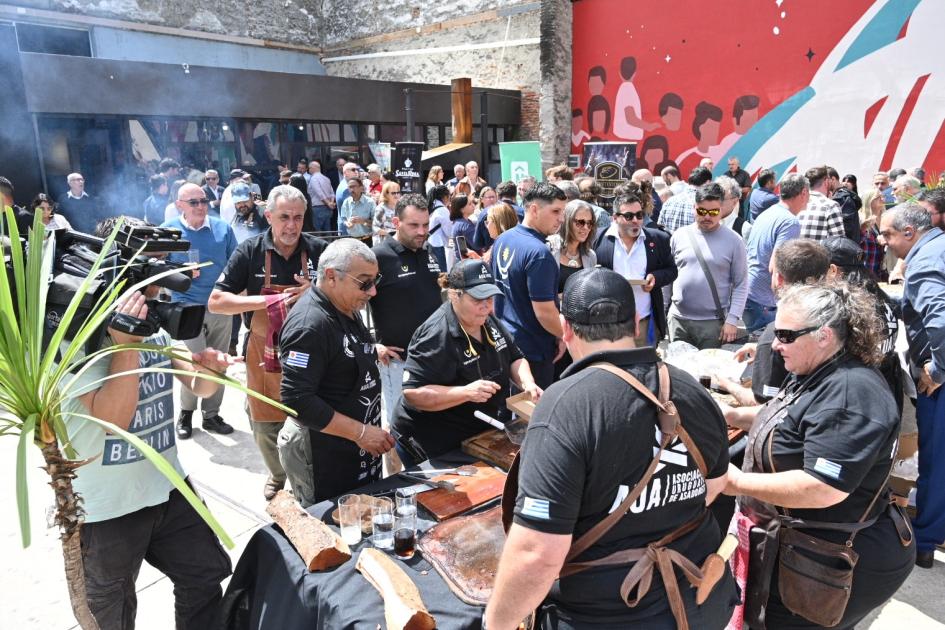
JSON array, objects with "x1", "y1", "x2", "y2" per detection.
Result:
[
  {"x1": 308, "y1": 315, "x2": 383, "y2": 503},
  {"x1": 246, "y1": 250, "x2": 308, "y2": 422}
]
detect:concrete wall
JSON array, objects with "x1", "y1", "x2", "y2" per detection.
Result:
[
  {"x1": 538, "y1": 0, "x2": 571, "y2": 167},
  {"x1": 10, "y1": 0, "x2": 323, "y2": 46}
]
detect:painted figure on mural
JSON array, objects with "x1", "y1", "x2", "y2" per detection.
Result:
[
  {"x1": 587, "y1": 66, "x2": 611, "y2": 139},
  {"x1": 676, "y1": 101, "x2": 724, "y2": 174},
  {"x1": 613, "y1": 56, "x2": 661, "y2": 140},
  {"x1": 715, "y1": 95, "x2": 761, "y2": 159},
  {"x1": 659, "y1": 92, "x2": 684, "y2": 132},
  {"x1": 572, "y1": 109, "x2": 591, "y2": 151}
]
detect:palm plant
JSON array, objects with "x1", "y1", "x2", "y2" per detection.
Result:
[{"x1": 1, "y1": 210, "x2": 292, "y2": 629}]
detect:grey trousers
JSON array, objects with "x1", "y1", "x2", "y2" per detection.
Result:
[
  {"x1": 250, "y1": 420, "x2": 286, "y2": 484},
  {"x1": 668, "y1": 314, "x2": 724, "y2": 350},
  {"x1": 181, "y1": 311, "x2": 232, "y2": 419},
  {"x1": 277, "y1": 420, "x2": 316, "y2": 508}
]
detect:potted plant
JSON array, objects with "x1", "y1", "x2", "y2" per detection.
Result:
[{"x1": 1, "y1": 210, "x2": 291, "y2": 629}]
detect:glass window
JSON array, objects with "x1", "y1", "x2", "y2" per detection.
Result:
[
  {"x1": 16, "y1": 23, "x2": 91, "y2": 57},
  {"x1": 343, "y1": 124, "x2": 358, "y2": 142},
  {"x1": 379, "y1": 125, "x2": 406, "y2": 143},
  {"x1": 127, "y1": 118, "x2": 239, "y2": 180},
  {"x1": 472, "y1": 125, "x2": 481, "y2": 143},
  {"x1": 425, "y1": 125, "x2": 439, "y2": 149},
  {"x1": 310, "y1": 123, "x2": 340, "y2": 143},
  {"x1": 362, "y1": 124, "x2": 378, "y2": 142},
  {"x1": 444, "y1": 126, "x2": 453, "y2": 144},
  {"x1": 496, "y1": 126, "x2": 505, "y2": 143}
]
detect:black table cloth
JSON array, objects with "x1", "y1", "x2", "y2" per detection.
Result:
[{"x1": 220, "y1": 452, "x2": 489, "y2": 630}]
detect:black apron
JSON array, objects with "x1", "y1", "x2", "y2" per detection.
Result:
[{"x1": 307, "y1": 315, "x2": 382, "y2": 503}]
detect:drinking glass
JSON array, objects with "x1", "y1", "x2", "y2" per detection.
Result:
[
  {"x1": 338, "y1": 494, "x2": 362, "y2": 546},
  {"x1": 394, "y1": 488, "x2": 417, "y2": 559},
  {"x1": 372, "y1": 497, "x2": 394, "y2": 550}
]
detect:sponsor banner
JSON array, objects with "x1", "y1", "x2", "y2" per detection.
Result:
[
  {"x1": 368, "y1": 142, "x2": 392, "y2": 171},
  {"x1": 581, "y1": 141, "x2": 637, "y2": 210},
  {"x1": 393, "y1": 142, "x2": 424, "y2": 193},
  {"x1": 499, "y1": 141, "x2": 542, "y2": 184}
]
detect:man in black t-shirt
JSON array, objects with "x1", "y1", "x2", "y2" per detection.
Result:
[
  {"x1": 369, "y1": 193, "x2": 442, "y2": 430},
  {"x1": 486, "y1": 268, "x2": 736, "y2": 629}
]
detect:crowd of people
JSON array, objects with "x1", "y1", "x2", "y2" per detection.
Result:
[{"x1": 2, "y1": 152, "x2": 943, "y2": 630}]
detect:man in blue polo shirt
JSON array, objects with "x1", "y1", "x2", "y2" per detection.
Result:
[
  {"x1": 491, "y1": 182, "x2": 568, "y2": 388},
  {"x1": 162, "y1": 183, "x2": 239, "y2": 438}
]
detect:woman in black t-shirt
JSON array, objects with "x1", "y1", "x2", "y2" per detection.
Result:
[
  {"x1": 390, "y1": 260, "x2": 541, "y2": 463},
  {"x1": 724, "y1": 281, "x2": 914, "y2": 630}
]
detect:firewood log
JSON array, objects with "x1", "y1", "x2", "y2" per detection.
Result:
[
  {"x1": 266, "y1": 490, "x2": 351, "y2": 571},
  {"x1": 356, "y1": 548, "x2": 436, "y2": 630}
]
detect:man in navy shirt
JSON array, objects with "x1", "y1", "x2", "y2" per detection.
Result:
[{"x1": 491, "y1": 182, "x2": 568, "y2": 388}]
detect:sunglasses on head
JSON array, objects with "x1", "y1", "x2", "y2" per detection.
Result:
[
  {"x1": 572, "y1": 218, "x2": 594, "y2": 228},
  {"x1": 614, "y1": 210, "x2": 646, "y2": 221},
  {"x1": 696, "y1": 207, "x2": 721, "y2": 217},
  {"x1": 773, "y1": 325, "x2": 819, "y2": 344},
  {"x1": 183, "y1": 198, "x2": 210, "y2": 207},
  {"x1": 341, "y1": 271, "x2": 383, "y2": 292}
]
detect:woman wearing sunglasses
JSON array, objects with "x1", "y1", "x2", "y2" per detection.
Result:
[
  {"x1": 390, "y1": 260, "x2": 541, "y2": 464},
  {"x1": 723, "y1": 282, "x2": 914, "y2": 630},
  {"x1": 546, "y1": 199, "x2": 598, "y2": 296}
]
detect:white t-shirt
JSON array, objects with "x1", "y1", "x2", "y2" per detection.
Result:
[
  {"x1": 428, "y1": 203, "x2": 453, "y2": 248},
  {"x1": 613, "y1": 81, "x2": 644, "y2": 141},
  {"x1": 62, "y1": 332, "x2": 186, "y2": 523}
]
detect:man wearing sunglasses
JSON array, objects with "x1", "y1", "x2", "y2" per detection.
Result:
[
  {"x1": 277, "y1": 238, "x2": 395, "y2": 506},
  {"x1": 162, "y1": 183, "x2": 239, "y2": 438},
  {"x1": 880, "y1": 202, "x2": 945, "y2": 567},
  {"x1": 594, "y1": 191, "x2": 676, "y2": 344},
  {"x1": 668, "y1": 183, "x2": 748, "y2": 349}
]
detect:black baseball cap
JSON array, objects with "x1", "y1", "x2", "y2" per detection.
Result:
[
  {"x1": 823, "y1": 236, "x2": 864, "y2": 268},
  {"x1": 447, "y1": 260, "x2": 503, "y2": 300},
  {"x1": 561, "y1": 268, "x2": 635, "y2": 325},
  {"x1": 228, "y1": 168, "x2": 246, "y2": 181}
]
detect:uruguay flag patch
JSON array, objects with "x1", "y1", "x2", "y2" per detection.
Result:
[
  {"x1": 521, "y1": 497, "x2": 551, "y2": 520},
  {"x1": 285, "y1": 351, "x2": 310, "y2": 368}
]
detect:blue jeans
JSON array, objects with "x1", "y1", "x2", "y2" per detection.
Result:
[
  {"x1": 312, "y1": 205, "x2": 332, "y2": 232},
  {"x1": 742, "y1": 299, "x2": 776, "y2": 333},
  {"x1": 915, "y1": 387, "x2": 945, "y2": 551}
]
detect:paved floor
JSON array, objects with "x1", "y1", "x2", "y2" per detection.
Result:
[{"x1": 2, "y1": 362, "x2": 943, "y2": 629}]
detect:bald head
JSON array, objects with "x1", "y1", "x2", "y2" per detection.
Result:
[
  {"x1": 631, "y1": 169, "x2": 653, "y2": 184},
  {"x1": 176, "y1": 182, "x2": 210, "y2": 224}
]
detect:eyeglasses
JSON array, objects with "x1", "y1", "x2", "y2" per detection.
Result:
[
  {"x1": 183, "y1": 198, "x2": 210, "y2": 207},
  {"x1": 572, "y1": 219, "x2": 594, "y2": 228},
  {"x1": 341, "y1": 271, "x2": 383, "y2": 292},
  {"x1": 614, "y1": 210, "x2": 646, "y2": 221},
  {"x1": 696, "y1": 207, "x2": 721, "y2": 217},
  {"x1": 773, "y1": 326, "x2": 819, "y2": 344}
]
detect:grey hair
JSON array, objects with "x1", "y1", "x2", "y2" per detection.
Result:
[
  {"x1": 777, "y1": 280, "x2": 883, "y2": 366},
  {"x1": 205, "y1": 169, "x2": 219, "y2": 176},
  {"x1": 316, "y1": 238, "x2": 377, "y2": 281},
  {"x1": 715, "y1": 175, "x2": 742, "y2": 200},
  {"x1": 559, "y1": 199, "x2": 596, "y2": 256},
  {"x1": 366, "y1": 163, "x2": 381, "y2": 174},
  {"x1": 779, "y1": 173, "x2": 810, "y2": 200},
  {"x1": 555, "y1": 180, "x2": 581, "y2": 201},
  {"x1": 266, "y1": 184, "x2": 306, "y2": 209},
  {"x1": 884, "y1": 202, "x2": 932, "y2": 232},
  {"x1": 67, "y1": 172, "x2": 83, "y2": 182},
  {"x1": 896, "y1": 175, "x2": 921, "y2": 191}
]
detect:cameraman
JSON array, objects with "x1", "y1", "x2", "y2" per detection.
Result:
[{"x1": 62, "y1": 284, "x2": 237, "y2": 628}]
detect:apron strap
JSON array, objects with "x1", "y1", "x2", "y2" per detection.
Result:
[{"x1": 264, "y1": 249, "x2": 272, "y2": 288}]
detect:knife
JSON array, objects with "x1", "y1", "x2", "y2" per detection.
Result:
[{"x1": 397, "y1": 472, "x2": 456, "y2": 492}]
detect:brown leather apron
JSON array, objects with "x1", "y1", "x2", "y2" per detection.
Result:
[{"x1": 246, "y1": 250, "x2": 308, "y2": 422}]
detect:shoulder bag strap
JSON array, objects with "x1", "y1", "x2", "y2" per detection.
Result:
[
  {"x1": 565, "y1": 363, "x2": 701, "y2": 562},
  {"x1": 684, "y1": 228, "x2": 726, "y2": 321}
]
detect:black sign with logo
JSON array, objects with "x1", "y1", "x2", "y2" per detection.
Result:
[
  {"x1": 581, "y1": 142, "x2": 637, "y2": 210},
  {"x1": 394, "y1": 142, "x2": 424, "y2": 194}
]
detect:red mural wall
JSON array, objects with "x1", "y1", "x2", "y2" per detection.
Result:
[{"x1": 571, "y1": 0, "x2": 945, "y2": 185}]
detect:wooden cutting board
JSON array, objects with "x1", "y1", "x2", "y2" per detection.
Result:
[
  {"x1": 416, "y1": 461, "x2": 506, "y2": 521},
  {"x1": 462, "y1": 429, "x2": 518, "y2": 471}
]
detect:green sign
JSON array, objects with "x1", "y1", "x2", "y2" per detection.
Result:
[{"x1": 499, "y1": 142, "x2": 542, "y2": 184}]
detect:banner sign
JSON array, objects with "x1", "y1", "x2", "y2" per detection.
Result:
[
  {"x1": 368, "y1": 142, "x2": 392, "y2": 171},
  {"x1": 499, "y1": 141, "x2": 542, "y2": 185},
  {"x1": 581, "y1": 142, "x2": 636, "y2": 210},
  {"x1": 393, "y1": 142, "x2": 424, "y2": 193}
]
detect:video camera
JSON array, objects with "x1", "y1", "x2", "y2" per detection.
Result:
[{"x1": 45, "y1": 224, "x2": 206, "y2": 352}]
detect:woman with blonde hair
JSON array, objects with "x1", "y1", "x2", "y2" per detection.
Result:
[
  {"x1": 481, "y1": 203, "x2": 519, "y2": 264},
  {"x1": 373, "y1": 180, "x2": 401, "y2": 245},
  {"x1": 425, "y1": 165, "x2": 444, "y2": 194},
  {"x1": 474, "y1": 186, "x2": 498, "y2": 220}
]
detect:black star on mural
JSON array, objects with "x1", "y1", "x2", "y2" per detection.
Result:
[{"x1": 805, "y1": 47, "x2": 816, "y2": 62}]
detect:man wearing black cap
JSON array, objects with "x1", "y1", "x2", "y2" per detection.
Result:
[
  {"x1": 487, "y1": 267, "x2": 736, "y2": 629},
  {"x1": 391, "y1": 259, "x2": 539, "y2": 462}
]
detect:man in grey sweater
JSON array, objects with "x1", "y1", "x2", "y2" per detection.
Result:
[{"x1": 668, "y1": 182, "x2": 748, "y2": 349}]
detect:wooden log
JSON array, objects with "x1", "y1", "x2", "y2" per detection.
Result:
[
  {"x1": 266, "y1": 490, "x2": 351, "y2": 572},
  {"x1": 356, "y1": 548, "x2": 436, "y2": 630}
]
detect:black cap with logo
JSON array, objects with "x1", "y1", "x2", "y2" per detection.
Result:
[
  {"x1": 561, "y1": 267, "x2": 636, "y2": 325},
  {"x1": 447, "y1": 259, "x2": 504, "y2": 300},
  {"x1": 823, "y1": 236, "x2": 865, "y2": 269}
]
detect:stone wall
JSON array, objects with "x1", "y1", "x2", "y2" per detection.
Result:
[
  {"x1": 11, "y1": 0, "x2": 323, "y2": 46},
  {"x1": 538, "y1": 0, "x2": 571, "y2": 167}
]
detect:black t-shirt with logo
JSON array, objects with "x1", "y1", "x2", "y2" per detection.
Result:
[
  {"x1": 370, "y1": 239, "x2": 443, "y2": 350},
  {"x1": 391, "y1": 301, "x2": 524, "y2": 458},
  {"x1": 751, "y1": 322, "x2": 788, "y2": 403},
  {"x1": 214, "y1": 230, "x2": 327, "y2": 326},
  {"x1": 513, "y1": 347, "x2": 735, "y2": 624}
]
